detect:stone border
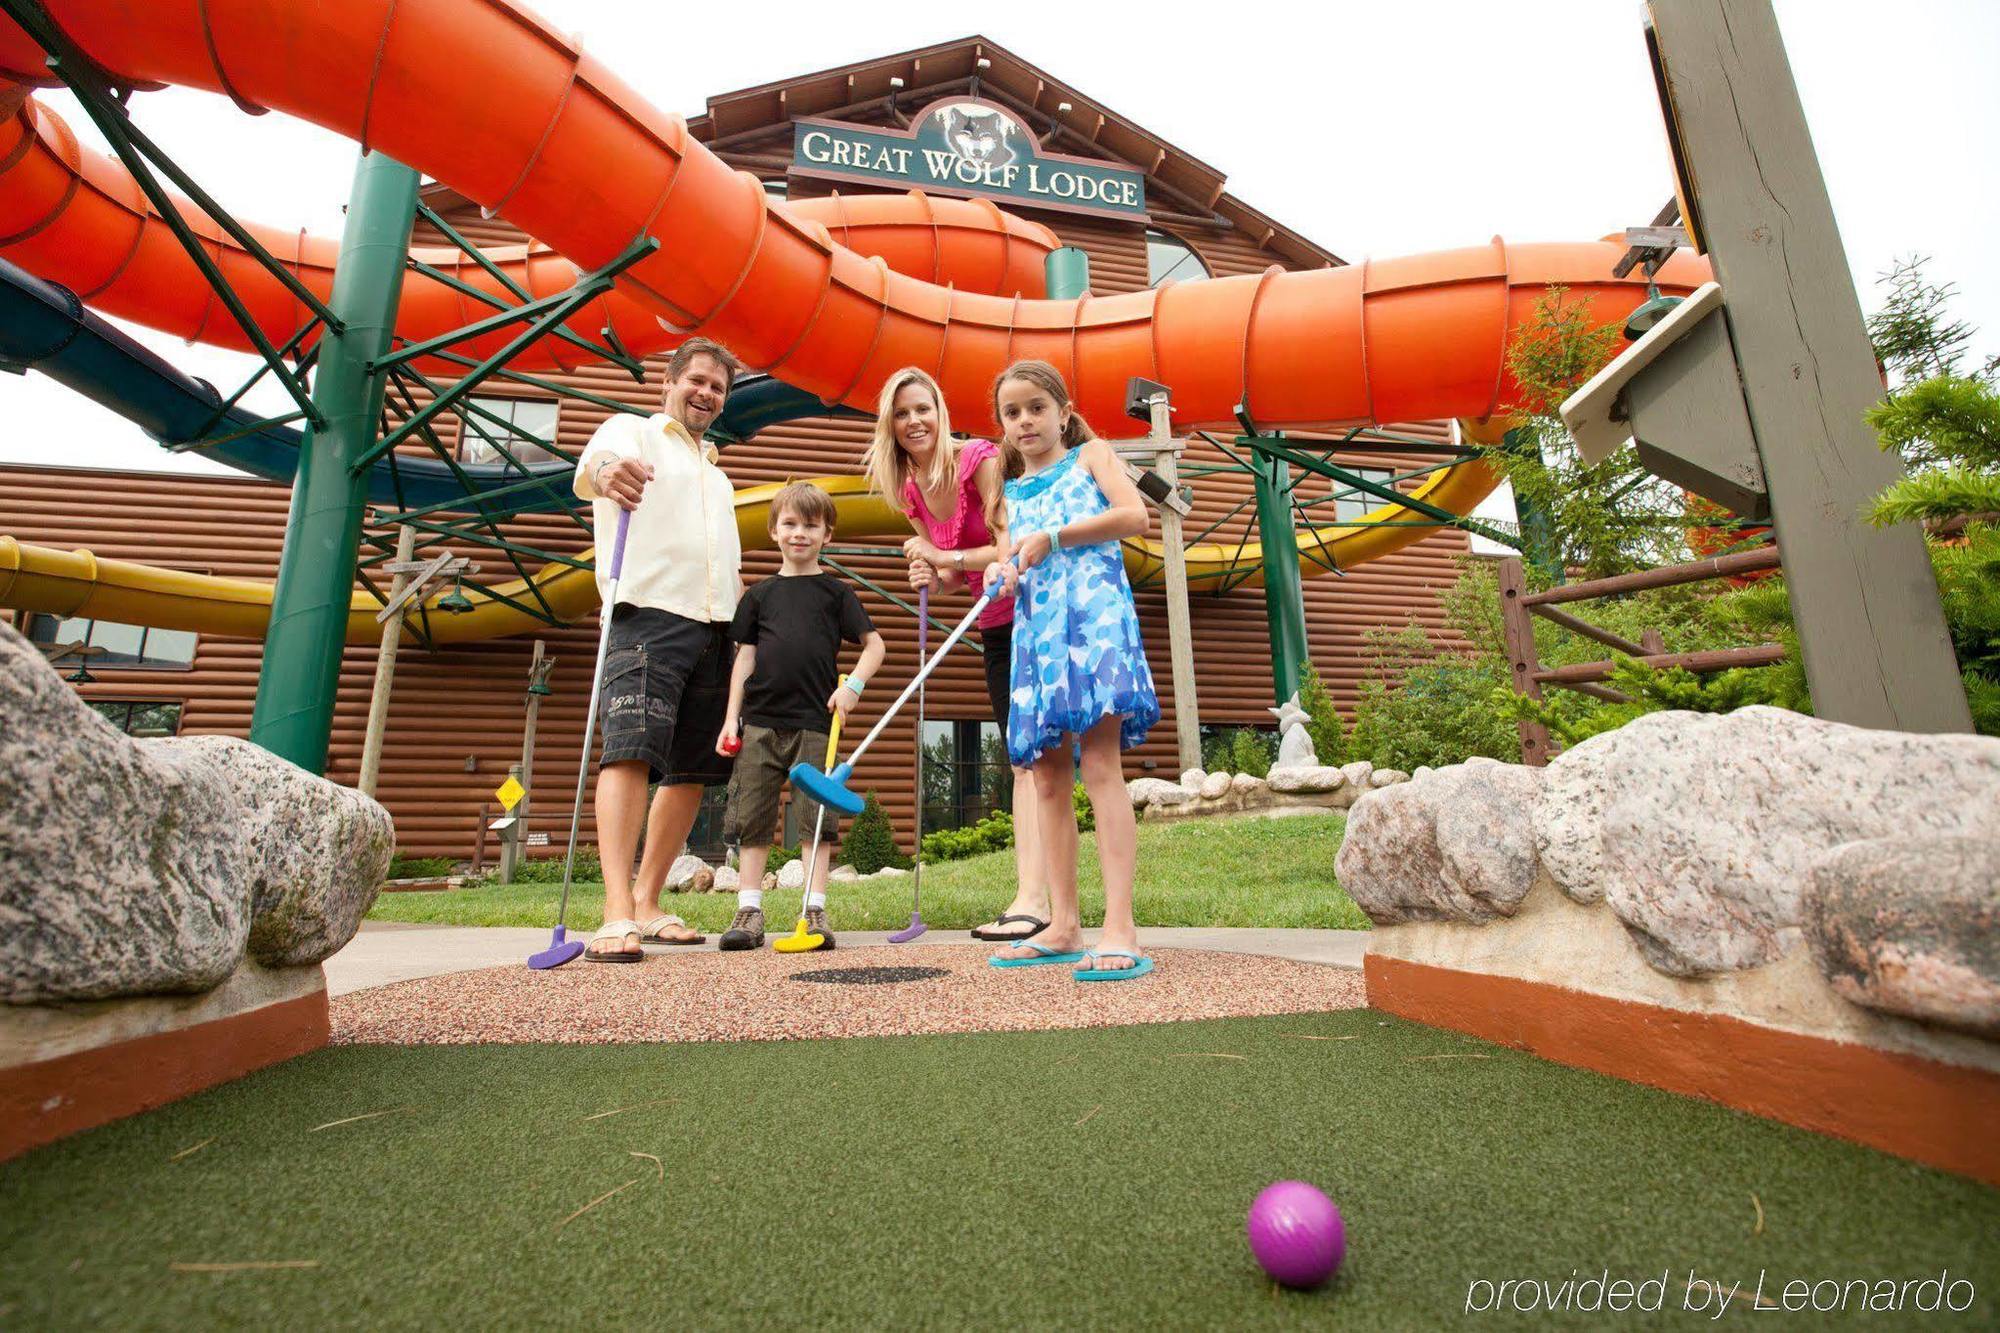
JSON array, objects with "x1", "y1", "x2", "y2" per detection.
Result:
[
  {"x1": 1365, "y1": 953, "x2": 2000, "y2": 1187},
  {"x1": 1, "y1": 963, "x2": 329, "y2": 1162}
]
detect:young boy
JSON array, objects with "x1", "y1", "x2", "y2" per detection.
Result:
[{"x1": 717, "y1": 482, "x2": 886, "y2": 950}]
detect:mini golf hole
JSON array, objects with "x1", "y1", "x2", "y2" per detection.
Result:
[{"x1": 788, "y1": 966, "x2": 951, "y2": 986}]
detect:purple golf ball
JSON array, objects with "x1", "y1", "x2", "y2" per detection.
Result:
[{"x1": 1246, "y1": 1180, "x2": 1345, "y2": 1288}]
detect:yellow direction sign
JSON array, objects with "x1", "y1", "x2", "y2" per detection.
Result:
[{"x1": 494, "y1": 776, "x2": 526, "y2": 811}]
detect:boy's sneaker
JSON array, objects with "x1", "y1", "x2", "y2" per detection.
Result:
[
  {"x1": 804, "y1": 905, "x2": 836, "y2": 951},
  {"x1": 719, "y1": 906, "x2": 764, "y2": 951}
]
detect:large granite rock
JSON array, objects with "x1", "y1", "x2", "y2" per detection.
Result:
[
  {"x1": 1267, "y1": 765, "x2": 1345, "y2": 794},
  {"x1": 1337, "y1": 758, "x2": 1545, "y2": 924},
  {"x1": 0, "y1": 622, "x2": 394, "y2": 1003},
  {"x1": 1127, "y1": 777, "x2": 1190, "y2": 808},
  {"x1": 1535, "y1": 708, "x2": 2000, "y2": 976},
  {"x1": 1199, "y1": 770, "x2": 1232, "y2": 800},
  {"x1": 1804, "y1": 836, "x2": 2000, "y2": 1037}
]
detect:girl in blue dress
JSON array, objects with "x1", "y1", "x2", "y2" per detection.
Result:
[{"x1": 983, "y1": 360, "x2": 1160, "y2": 981}]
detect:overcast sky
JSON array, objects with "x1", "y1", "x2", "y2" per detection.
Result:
[{"x1": 3, "y1": 0, "x2": 1994, "y2": 478}]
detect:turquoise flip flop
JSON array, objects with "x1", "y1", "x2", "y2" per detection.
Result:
[
  {"x1": 1075, "y1": 948, "x2": 1155, "y2": 982},
  {"x1": 989, "y1": 940, "x2": 1090, "y2": 968}
]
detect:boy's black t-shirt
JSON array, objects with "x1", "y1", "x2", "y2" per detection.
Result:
[{"x1": 729, "y1": 572, "x2": 875, "y2": 730}]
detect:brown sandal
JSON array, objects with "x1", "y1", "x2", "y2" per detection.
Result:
[{"x1": 641, "y1": 914, "x2": 706, "y2": 946}]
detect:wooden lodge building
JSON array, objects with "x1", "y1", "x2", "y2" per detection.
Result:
[{"x1": 2, "y1": 38, "x2": 1489, "y2": 860}]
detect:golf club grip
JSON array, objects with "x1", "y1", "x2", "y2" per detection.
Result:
[
  {"x1": 607, "y1": 505, "x2": 631, "y2": 582},
  {"x1": 825, "y1": 677, "x2": 846, "y2": 766}
]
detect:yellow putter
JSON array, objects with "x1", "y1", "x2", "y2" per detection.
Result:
[{"x1": 773, "y1": 683, "x2": 846, "y2": 953}]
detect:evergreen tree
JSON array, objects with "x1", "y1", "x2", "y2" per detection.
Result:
[
  {"x1": 841, "y1": 791, "x2": 909, "y2": 874},
  {"x1": 1296, "y1": 660, "x2": 1346, "y2": 765}
]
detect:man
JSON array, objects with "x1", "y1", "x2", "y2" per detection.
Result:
[{"x1": 571, "y1": 337, "x2": 744, "y2": 962}]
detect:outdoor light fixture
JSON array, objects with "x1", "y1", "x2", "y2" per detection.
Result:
[
  {"x1": 889, "y1": 76, "x2": 904, "y2": 89},
  {"x1": 438, "y1": 577, "x2": 475, "y2": 614},
  {"x1": 66, "y1": 664, "x2": 95, "y2": 685},
  {"x1": 1057, "y1": 101, "x2": 1072, "y2": 113},
  {"x1": 1623, "y1": 279, "x2": 1682, "y2": 341},
  {"x1": 527, "y1": 679, "x2": 553, "y2": 697}
]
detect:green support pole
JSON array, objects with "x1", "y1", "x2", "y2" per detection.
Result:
[
  {"x1": 249, "y1": 151, "x2": 420, "y2": 772},
  {"x1": 1503, "y1": 426, "x2": 1564, "y2": 585},
  {"x1": 1045, "y1": 247, "x2": 1090, "y2": 299},
  {"x1": 1252, "y1": 445, "x2": 1309, "y2": 706}
]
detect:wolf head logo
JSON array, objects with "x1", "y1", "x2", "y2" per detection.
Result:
[{"x1": 934, "y1": 105, "x2": 1018, "y2": 169}]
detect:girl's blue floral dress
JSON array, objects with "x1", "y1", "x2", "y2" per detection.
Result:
[{"x1": 1002, "y1": 445, "x2": 1159, "y2": 766}]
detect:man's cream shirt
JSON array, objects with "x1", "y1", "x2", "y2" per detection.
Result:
[{"x1": 573, "y1": 412, "x2": 741, "y2": 623}]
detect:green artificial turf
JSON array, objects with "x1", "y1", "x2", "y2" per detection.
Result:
[
  {"x1": 5, "y1": 1012, "x2": 1995, "y2": 1330},
  {"x1": 367, "y1": 812, "x2": 1370, "y2": 932}
]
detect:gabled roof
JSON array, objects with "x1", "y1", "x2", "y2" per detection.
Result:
[{"x1": 687, "y1": 36, "x2": 1343, "y2": 270}]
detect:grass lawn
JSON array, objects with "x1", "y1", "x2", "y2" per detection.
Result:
[
  {"x1": 367, "y1": 812, "x2": 1368, "y2": 933},
  {"x1": 4, "y1": 1011, "x2": 1994, "y2": 1328}
]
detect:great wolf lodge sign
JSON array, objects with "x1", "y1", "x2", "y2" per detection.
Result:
[{"x1": 791, "y1": 99, "x2": 1147, "y2": 221}]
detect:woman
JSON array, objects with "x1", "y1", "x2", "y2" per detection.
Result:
[{"x1": 863, "y1": 366, "x2": 1049, "y2": 943}]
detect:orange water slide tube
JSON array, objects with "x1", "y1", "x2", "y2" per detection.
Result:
[
  {"x1": 0, "y1": 90, "x2": 1058, "y2": 372},
  {"x1": 0, "y1": 2, "x2": 1709, "y2": 445}
]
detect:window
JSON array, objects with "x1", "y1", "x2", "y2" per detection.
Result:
[
  {"x1": 88, "y1": 700, "x2": 184, "y2": 737},
  {"x1": 29, "y1": 614, "x2": 196, "y2": 670},
  {"x1": 1332, "y1": 467, "x2": 1396, "y2": 523},
  {"x1": 459, "y1": 397, "x2": 561, "y2": 467},
  {"x1": 1146, "y1": 229, "x2": 1209, "y2": 288},
  {"x1": 920, "y1": 719, "x2": 1011, "y2": 833},
  {"x1": 686, "y1": 787, "x2": 729, "y2": 860},
  {"x1": 763, "y1": 177, "x2": 789, "y2": 202}
]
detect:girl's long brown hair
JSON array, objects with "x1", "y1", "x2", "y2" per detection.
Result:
[{"x1": 991, "y1": 360, "x2": 1095, "y2": 458}]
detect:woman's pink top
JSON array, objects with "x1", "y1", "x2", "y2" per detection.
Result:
[{"x1": 901, "y1": 436, "x2": 1015, "y2": 630}]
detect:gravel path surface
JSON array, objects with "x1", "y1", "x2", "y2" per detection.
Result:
[{"x1": 330, "y1": 944, "x2": 1366, "y2": 1046}]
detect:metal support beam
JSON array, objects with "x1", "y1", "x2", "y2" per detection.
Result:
[
  {"x1": 1503, "y1": 426, "x2": 1564, "y2": 583},
  {"x1": 1251, "y1": 447, "x2": 1309, "y2": 707},
  {"x1": 249, "y1": 151, "x2": 420, "y2": 772}
]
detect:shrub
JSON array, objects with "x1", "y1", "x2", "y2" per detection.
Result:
[
  {"x1": 1297, "y1": 661, "x2": 1347, "y2": 766},
  {"x1": 921, "y1": 809, "x2": 1013, "y2": 863},
  {"x1": 841, "y1": 791, "x2": 911, "y2": 874},
  {"x1": 510, "y1": 847, "x2": 603, "y2": 883},
  {"x1": 1073, "y1": 781, "x2": 1095, "y2": 831},
  {"x1": 384, "y1": 855, "x2": 455, "y2": 880},
  {"x1": 1228, "y1": 728, "x2": 1274, "y2": 778}
]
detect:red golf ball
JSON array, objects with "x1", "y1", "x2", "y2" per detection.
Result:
[
  {"x1": 1246, "y1": 1181, "x2": 1345, "y2": 1289},
  {"x1": 721, "y1": 735, "x2": 742, "y2": 756}
]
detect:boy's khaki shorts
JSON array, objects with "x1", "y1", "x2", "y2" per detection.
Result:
[{"x1": 723, "y1": 723, "x2": 844, "y2": 849}]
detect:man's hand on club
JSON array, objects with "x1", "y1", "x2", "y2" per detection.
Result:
[{"x1": 594, "y1": 456, "x2": 654, "y2": 511}]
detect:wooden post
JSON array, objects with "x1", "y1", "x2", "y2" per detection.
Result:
[
  {"x1": 472, "y1": 802, "x2": 490, "y2": 875},
  {"x1": 498, "y1": 761, "x2": 524, "y2": 884},
  {"x1": 357, "y1": 522, "x2": 416, "y2": 797},
  {"x1": 1496, "y1": 557, "x2": 1552, "y2": 767},
  {"x1": 1646, "y1": 0, "x2": 1970, "y2": 732},
  {"x1": 1150, "y1": 395, "x2": 1201, "y2": 773},
  {"x1": 516, "y1": 639, "x2": 547, "y2": 869}
]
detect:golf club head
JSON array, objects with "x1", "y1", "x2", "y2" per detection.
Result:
[
  {"x1": 789, "y1": 760, "x2": 864, "y2": 816},
  {"x1": 528, "y1": 926, "x2": 586, "y2": 970},
  {"x1": 888, "y1": 914, "x2": 928, "y2": 944},
  {"x1": 772, "y1": 918, "x2": 827, "y2": 953}
]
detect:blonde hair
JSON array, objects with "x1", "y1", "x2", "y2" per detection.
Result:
[
  {"x1": 863, "y1": 367, "x2": 958, "y2": 519},
  {"x1": 767, "y1": 481, "x2": 838, "y2": 536},
  {"x1": 991, "y1": 359, "x2": 1095, "y2": 451}
]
